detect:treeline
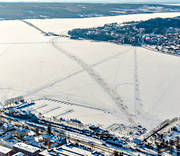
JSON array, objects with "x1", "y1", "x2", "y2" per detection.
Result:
[
  {"x1": 68, "y1": 17, "x2": 180, "y2": 46},
  {"x1": 136, "y1": 17, "x2": 180, "y2": 34}
]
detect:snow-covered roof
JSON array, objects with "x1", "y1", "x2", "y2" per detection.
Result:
[
  {"x1": 0, "y1": 145, "x2": 12, "y2": 154},
  {"x1": 61, "y1": 145, "x2": 92, "y2": 155},
  {"x1": 39, "y1": 150, "x2": 51, "y2": 156},
  {"x1": 13, "y1": 152, "x2": 24, "y2": 156},
  {"x1": 13, "y1": 143, "x2": 40, "y2": 153}
]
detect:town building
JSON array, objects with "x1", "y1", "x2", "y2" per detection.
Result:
[
  {"x1": 12, "y1": 152, "x2": 24, "y2": 156},
  {"x1": 13, "y1": 143, "x2": 40, "y2": 156},
  {"x1": 0, "y1": 145, "x2": 13, "y2": 156}
]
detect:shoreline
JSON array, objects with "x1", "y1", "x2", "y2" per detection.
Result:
[{"x1": 0, "y1": 11, "x2": 179, "y2": 22}]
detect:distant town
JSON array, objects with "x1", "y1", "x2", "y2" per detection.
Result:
[
  {"x1": 0, "y1": 96, "x2": 179, "y2": 155},
  {"x1": 69, "y1": 17, "x2": 180, "y2": 56}
]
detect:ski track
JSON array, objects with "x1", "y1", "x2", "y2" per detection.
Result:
[
  {"x1": 24, "y1": 47, "x2": 132, "y2": 97},
  {"x1": 21, "y1": 19, "x2": 136, "y2": 125},
  {"x1": 51, "y1": 37, "x2": 136, "y2": 125}
]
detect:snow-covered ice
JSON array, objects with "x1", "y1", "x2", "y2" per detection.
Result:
[{"x1": 0, "y1": 12, "x2": 180, "y2": 129}]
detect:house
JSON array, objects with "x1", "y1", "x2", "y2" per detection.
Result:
[
  {"x1": 175, "y1": 49, "x2": 180, "y2": 54},
  {"x1": 2, "y1": 123, "x2": 13, "y2": 132},
  {"x1": 0, "y1": 145, "x2": 13, "y2": 156},
  {"x1": 40, "y1": 134, "x2": 65, "y2": 149},
  {"x1": 12, "y1": 152, "x2": 24, "y2": 156},
  {"x1": 16, "y1": 128, "x2": 28, "y2": 139}
]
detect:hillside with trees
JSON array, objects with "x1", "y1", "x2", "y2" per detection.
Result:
[{"x1": 68, "y1": 17, "x2": 180, "y2": 54}]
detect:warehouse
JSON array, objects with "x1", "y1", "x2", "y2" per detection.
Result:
[{"x1": 13, "y1": 143, "x2": 40, "y2": 156}]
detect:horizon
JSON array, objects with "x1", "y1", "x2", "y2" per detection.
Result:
[{"x1": 0, "y1": 0, "x2": 179, "y2": 4}]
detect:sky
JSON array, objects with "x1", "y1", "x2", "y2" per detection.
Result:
[{"x1": 0, "y1": 0, "x2": 179, "y2": 3}]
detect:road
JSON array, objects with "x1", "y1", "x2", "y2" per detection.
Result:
[
  {"x1": 21, "y1": 20, "x2": 47, "y2": 34},
  {"x1": 142, "y1": 45, "x2": 180, "y2": 57}
]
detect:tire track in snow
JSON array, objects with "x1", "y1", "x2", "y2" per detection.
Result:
[{"x1": 51, "y1": 37, "x2": 136, "y2": 125}]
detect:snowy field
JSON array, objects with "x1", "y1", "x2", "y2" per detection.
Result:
[
  {"x1": 164, "y1": 4, "x2": 180, "y2": 6},
  {"x1": 28, "y1": 12, "x2": 180, "y2": 35},
  {"x1": 0, "y1": 12, "x2": 180, "y2": 129}
]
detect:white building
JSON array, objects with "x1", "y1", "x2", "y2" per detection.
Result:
[
  {"x1": 13, "y1": 143, "x2": 40, "y2": 156},
  {"x1": 0, "y1": 145, "x2": 12, "y2": 156}
]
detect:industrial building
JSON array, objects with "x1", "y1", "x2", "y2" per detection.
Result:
[{"x1": 13, "y1": 143, "x2": 40, "y2": 156}]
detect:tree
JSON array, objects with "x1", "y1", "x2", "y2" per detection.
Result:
[
  {"x1": 47, "y1": 125, "x2": 51, "y2": 135},
  {"x1": 35, "y1": 128, "x2": 39, "y2": 136},
  {"x1": 176, "y1": 137, "x2": 180, "y2": 155}
]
